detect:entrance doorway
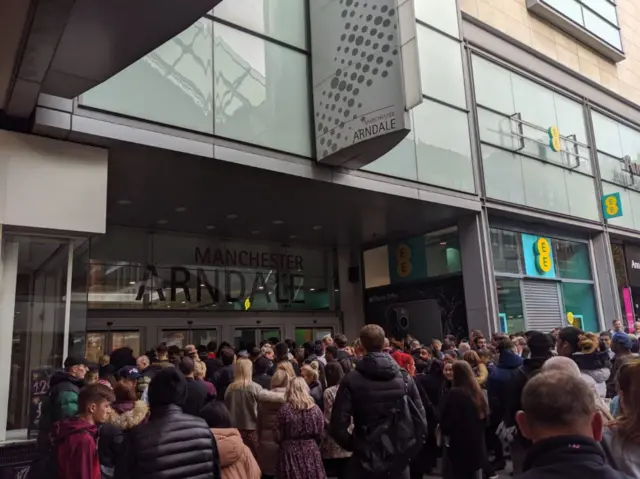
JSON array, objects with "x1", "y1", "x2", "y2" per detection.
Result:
[
  {"x1": 85, "y1": 330, "x2": 141, "y2": 362},
  {"x1": 233, "y1": 328, "x2": 282, "y2": 351}
]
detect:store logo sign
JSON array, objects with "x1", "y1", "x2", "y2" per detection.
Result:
[
  {"x1": 534, "y1": 237, "x2": 553, "y2": 274},
  {"x1": 602, "y1": 192, "x2": 623, "y2": 220},
  {"x1": 522, "y1": 233, "x2": 556, "y2": 279},
  {"x1": 631, "y1": 259, "x2": 640, "y2": 270}
]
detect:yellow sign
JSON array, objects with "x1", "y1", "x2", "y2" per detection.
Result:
[
  {"x1": 243, "y1": 298, "x2": 251, "y2": 311},
  {"x1": 567, "y1": 312, "x2": 575, "y2": 325},
  {"x1": 535, "y1": 237, "x2": 553, "y2": 274},
  {"x1": 396, "y1": 243, "x2": 413, "y2": 278},
  {"x1": 548, "y1": 126, "x2": 561, "y2": 152}
]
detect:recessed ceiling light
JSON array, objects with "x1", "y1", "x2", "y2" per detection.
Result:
[
  {"x1": 175, "y1": 206, "x2": 187, "y2": 213},
  {"x1": 310, "y1": 288, "x2": 316, "y2": 291},
  {"x1": 258, "y1": 286, "x2": 264, "y2": 290},
  {"x1": 335, "y1": 289, "x2": 339, "y2": 292},
  {"x1": 226, "y1": 213, "x2": 238, "y2": 220},
  {"x1": 117, "y1": 199, "x2": 131, "y2": 205},
  {"x1": 289, "y1": 234, "x2": 297, "y2": 239},
  {"x1": 206, "y1": 225, "x2": 216, "y2": 230},
  {"x1": 157, "y1": 219, "x2": 168, "y2": 225},
  {"x1": 439, "y1": 241, "x2": 447, "y2": 246},
  {"x1": 312, "y1": 225, "x2": 323, "y2": 231},
  {"x1": 272, "y1": 220, "x2": 284, "y2": 225},
  {"x1": 129, "y1": 281, "x2": 136, "y2": 285},
  {"x1": 251, "y1": 230, "x2": 260, "y2": 235}
]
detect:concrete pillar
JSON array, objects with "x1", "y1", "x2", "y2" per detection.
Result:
[
  {"x1": 337, "y1": 247, "x2": 365, "y2": 341},
  {"x1": 0, "y1": 228, "x2": 19, "y2": 440},
  {"x1": 592, "y1": 231, "x2": 620, "y2": 330},
  {"x1": 458, "y1": 212, "x2": 497, "y2": 336}
]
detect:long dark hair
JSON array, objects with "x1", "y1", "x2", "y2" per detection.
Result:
[{"x1": 453, "y1": 361, "x2": 489, "y2": 420}]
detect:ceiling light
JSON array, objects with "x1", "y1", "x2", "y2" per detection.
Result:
[
  {"x1": 181, "y1": 301, "x2": 185, "y2": 304},
  {"x1": 156, "y1": 219, "x2": 168, "y2": 225},
  {"x1": 175, "y1": 206, "x2": 187, "y2": 213},
  {"x1": 440, "y1": 241, "x2": 447, "y2": 246},
  {"x1": 289, "y1": 234, "x2": 297, "y2": 239},
  {"x1": 310, "y1": 288, "x2": 316, "y2": 291},
  {"x1": 206, "y1": 225, "x2": 216, "y2": 230},
  {"x1": 335, "y1": 289, "x2": 339, "y2": 292},
  {"x1": 272, "y1": 220, "x2": 284, "y2": 225},
  {"x1": 258, "y1": 286, "x2": 264, "y2": 290},
  {"x1": 226, "y1": 213, "x2": 238, "y2": 220},
  {"x1": 312, "y1": 225, "x2": 323, "y2": 231},
  {"x1": 117, "y1": 199, "x2": 131, "y2": 205},
  {"x1": 129, "y1": 281, "x2": 136, "y2": 285},
  {"x1": 251, "y1": 230, "x2": 260, "y2": 235}
]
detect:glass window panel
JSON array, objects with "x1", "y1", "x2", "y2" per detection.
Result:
[
  {"x1": 592, "y1": 111, "x2": 623, "y2": 157},
  {"x1": 213, "y1": 0, "x2": 307, "y2": 50},
  {"x1": 214, "y1": 22, "x2": 311, "y2": 157},
  {"x1": 112, "y1": 331, "x2": 141, "y2": 357},
  {"x1": 598, "y1": 152, "x2": 629, "y2": 186},
  {"x1": 414, "y1": 100, "x2": 475, "y2": 193},
  {"x1": 425, "y1": 235, "x2": 462, "y2": 277},
  {"x1": 477, "y1": 108, "x2": 518, "y2": 150},
  {"x1": 553, "y1": 239, "x2": 592, "y2": 280},
  {"x1": 554, "y1": 94, "x2": 592, "y2": 175},
  {"x1": 234, "y1": 329, "x2": 257, "y2": 351},
  {"x1": 160, "y1": 330, "x2": 188, "y2": 348},
  {"x1": 619, "y1": 123, "x2": 640, "y2": 164},
  {"x1": 472, "y1": 56, "x2": 515, "y2": 113},
  {"x1": 193, "y1": 330, "x2": 218, "y2": 347},
  {"x1": 602, "y1": 182, "x2": 636, "y2": 230},
  {"x1": 583, "y1": 8, "x2": 622, "y2": 49},
  {"x1": 582, "y1": 0, "x2": 618, "y2": 24},
  {"x1": 565, "y1": 171, "x2": 600, "y2": 221},
  {"x1": 362, "y1": 129, "x2": 417, "y2": 181},
  {"x1": 561, "y1": 283, "x2": 599, "y2": 332},
  {"x1": 70, "y1": 241, "x2": 89, "y2": 359},
  {"x1": 260, "y1": 329, "x2": 281, "y2": 343},
  {"x1": 417, "y1": 26, "x2": 466, "y2": 108},
  {"x1": 482, "y1": 146, "x2": 526, "y2": 205},
  {"x1": 415, "y1": 0, "x2": 459, "y2": 37},
  {"x1": 545, "y1": 0, "x2": 584, "y2": 24},
  {"x1": 520, "y1": 157, "x2": 571, "y2": 213},
  {"x1": 85, "y1": 333, "x2": 107, "y2": 364},
  {"x1": 491, "y1": 229, "x2": 522, "y2": 274},
  {"x1": 496, "y1": 279, "x2": 526, "y2": 334},
  {"x1": 80, "y1": 19, "x2": 214, "y2": 134}
]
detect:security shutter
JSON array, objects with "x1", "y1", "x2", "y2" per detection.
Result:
[{"x1": 523, "y1": 280, "x2": 562, "y2": 332}]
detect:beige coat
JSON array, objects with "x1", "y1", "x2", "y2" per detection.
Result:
[
  {"x1": 212, "y1": 428, "x2": 261, "y2": 479},
  {"x1": 105, "y1": 400, "x2": 148, "y2": 430},
  {"x1": 256, "y1": 388, "x2": 286, "y2": 476}
]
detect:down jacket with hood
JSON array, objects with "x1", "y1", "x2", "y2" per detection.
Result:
[
  {"x1": 106, "y1": 399, "x2": 148, "y2": 430},
  {"x1": 211, "y1": 428, "x2": 261, "y2": 479},
  {"x1": 572, "y1": 351, "x2": 611, "y2": 399},
  {"x1": 329, "y1": 352, "x2": 426, "y2": 475},
  {"x1": 256, "y1": 388, "x2": 286, "y2": 476}
]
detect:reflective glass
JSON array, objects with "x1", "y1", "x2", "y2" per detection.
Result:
[
  {"x1": 214, "y1": 22, "x2": 311, "y2": 156},
  {"x1": 414, "y1": 100, "x2": 475, "y2": 193},
  {"x1": 193, "y1": 330, "x2": 218, "y2": 347},
  {"x1": 545, "y1": 0, "x2": 584, "y2": 24},
  {"x1": 234, "y1": 329, "x2": 257, "y2": 351},
  {"x1": 160, "y1": 330, "x2": 188, "y2": 348},
  {"x1": 482, "y1": 146, "x2": 526, "y2": 206},
  {"x1": 86, "y1": 333, "x2": 107, "y2": 363},
  {"x1": 362, "y1": 129, "x2": 417, "y2": 181},
  {"x1": 472, "y1": 56, "x2": 515, "y2": 113},
  {"x1": 295, "y1": 328, "x2": 333, "y2": 345},
  {"x1": 565, "y1": 172, "x2": 600, "y2": 221},
  {"x1": 602, "y1": 183, "x2": 636, "y2": 230},
  {"x1": 213, "y1": 0, "x2": 307, "y2": 50},
  {"x1": 583, "y1": 8, "x2": 622, "y2": 49},
  {"x1": 112, "y1": 331, "x2": 141, "y2": 357},
  {"x1": 496, "y1": 279, "x2": 525, "y2": 334},
  {"x1": 592, "y1": 111, "x2": 623, "y2": 157},
  {"x1": 81, "y1": 19, "x2": 214, "y2": 134},
  {"x1": 425, "y1": 234, "x2": 462, "y2": 277},
  {"x1": 415, "y1": 0, "x2": 459, "y2": 37},
  {"x1": 581, "y1": 0, "x2": 618, "y2": 24},
  {"x1": 490, "y1": 228, "x2": 522, "y2": 274},
  {"x1": 417, "y1": 26, "x2": 466, "y2": 108},
  {"x1": 553, "y1": 239, "x2": 592, "y2": 280},
  {"x1": 562, "y1": 283, "x2": 598, "y2": 332}
]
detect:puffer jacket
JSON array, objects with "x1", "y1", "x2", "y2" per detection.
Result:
[
  {"x1": 105, "y1": 400, "x2": 148, "y2": 430},
  {"x1": 211, "y1": 428, "x2": 261, "y2": 479},
  {"x1": 119, "y1": 404, "x2": 221, "y2": 479},
  {"x1": 572, "y1": 351, "x2": 611, "y2": 398},
  {"x1": 329, "y1": 352, "x2": 426, "y2": 470},
  {"x1": 256, "y1": 388, "x2": 286, "y2": 476},
  {"x1": 48, "y1": 371, "x2": 84, "y2": 423}
]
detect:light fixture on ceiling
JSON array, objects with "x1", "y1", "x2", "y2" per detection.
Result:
[
  {"x1": 272, "y1": 220, "x2": 284, "y2": 225},
  {"x1": 226, "y1": 213, "x2": 238, "y2": 220},
  {"x1": 289, "y1": 234, "x2": 297, "y2": 239},
  {"x1": 157, "y1": 219, "x2": 168, "y2": 225},
  {"x1": 181, "y1": 301, "x2": 186, "y2": 304},
  {"x1": 312, "y1": 225, "x2": 323, "y2": 231},
  {"x1": 335, "y1": 289, "x2": 339, "y2": 292},
  {"x1": 251, "y1": 230, "x2": 260, "y2": 235},
  {"x1": 310, "y1": 288, "x2": 316, "y2": 291},
  {"x1": 175, "y1": 206, "x2": 187, "y2": 213},
  {"x1": 206, "y1": 225, "x2": 216, "y2": 230},
  {"x1": 129, "y1": 281, "x2": 136, "y2": 285},
  {"x1": 440, "y1": 241, "x2": 447, "y2": 246},
  {"x1": 258, "y1": 286, "x2": 264, "y2": 290},
  {"x1": 117, "y1": 199, "x2": 131, "y2": 205}
]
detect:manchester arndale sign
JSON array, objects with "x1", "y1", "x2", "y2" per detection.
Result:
[{"x1": 310, "y1": 0, "x2": 422, "y2": 168}]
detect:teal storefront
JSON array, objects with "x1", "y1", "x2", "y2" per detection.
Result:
[{"x1": 491, "y1": 226, "x2": 600, "y2": 333}]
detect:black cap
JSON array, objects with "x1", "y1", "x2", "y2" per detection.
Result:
[
  {"x1": 148, "y1": 368, "x2": 187, "y2": 409},
  {"x1": 64, "y1": 355, "x2": 89, "y2": 369}
]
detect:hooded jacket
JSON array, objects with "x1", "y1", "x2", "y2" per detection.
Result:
[
  {"x1": 49, "y1": 371, "x2": 84, "y2": 423},
  {"x1": 487, "y1": 350, "x2": 523, "y2": 420},
  {"x1": 211, "y1": 428, "x2": 261, "y2": 479},
  {"x1": 572, "y1": 351, "x2": 611, "y2": 399},
  {"x1": 51, "y1": 417, "x2": 100, "y2": 479},
  {"x1": 518, "y1": 435, "x2": 633, "y2": 479},
  {"x1": 256, "y1": 388, "x2": 286, "y2": 476},
  {"x1": 329, "y1": 352, "x2": 425, "y2": 468},
  {"x1": 105, "y1": 399, "x2": 148, "y2": 430}
]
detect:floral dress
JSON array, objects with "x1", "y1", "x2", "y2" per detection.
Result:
[{"x1": 275, "y1": 403, "x2": 326, "y2": 479}]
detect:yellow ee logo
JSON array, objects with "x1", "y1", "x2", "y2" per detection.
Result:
[
  {"x1": 534, "y1": 237, "x2": 553, "y2": 274},
  {"x1": 548, "y1": 126, "x2": 561, "y2": 152},
  {"x1": 567, "y1": 312, "x2": 575, "y2": 326},
  {"x1": 243, "y1": 298, "x2": 251, "y2": 311},
  {"x1": 396, "y1": 243, "x2": 413, "y2": 278},
  {"x1": 604, "y1": 195, "x2": 619, "y2": 217}
]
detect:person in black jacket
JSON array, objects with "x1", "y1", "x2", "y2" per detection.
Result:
[
  {"x1": 252, "y1": 356, "x2": 272, "y2": 390},
  {"x1": 516, "y1": 371, "x2": 632, "y2": 479},
  {"x1": 329, "y1": 324, "x2": 426, "y2": 479},
  {"x1": 178, "y1": 356, "x2": 211, "y2": 416},
  {"x1": 212, "y1": 347, "x2": 235, "y2": 401},
  {"x1": 118, "y1": 367, "x2": 221, "y2": 479}
]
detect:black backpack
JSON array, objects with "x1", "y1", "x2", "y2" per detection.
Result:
[{"x1": 356, "y1": 372, "x2": 428, "y2": 475}]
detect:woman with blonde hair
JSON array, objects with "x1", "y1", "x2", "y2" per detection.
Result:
[
  {"x1": 276, "y1": 360, "x2": 296, "y2": 380},
  {"x1": 602, "y1": 360, "x2": 640, "y2": 476},
  {"x1": 224, "y1": 357, "x2": 263, "y2": 459},
  {"x1": 257, "y1": 369, "x2": 289, "y2": 479},
  {"x1": 275, "y1": 377, "x2": 326, "y2": 479},
  {"x1": 463, "y1": 350, "x2": 488, "y2": 387},
  {"x1": 301, "y1": 362, "x2": 323, "y2": 409},
  {"x1": 194, "y1": 357, "x2": 217, "y2": 397}
]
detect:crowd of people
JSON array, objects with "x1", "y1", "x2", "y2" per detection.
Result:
[{"x1": 32, "y1": 318, "x2": 640, "y2": 479}]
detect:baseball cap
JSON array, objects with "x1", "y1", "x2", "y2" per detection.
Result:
[
  {"x1": 118, "y1": 366, "x2": 141, "y2": 381},
  {"x1": 612, "y1": 332, "x2": 633, "y2": 350},
  {"x1": 63, "y1": 355, "x2": 89, "y2": 369}
]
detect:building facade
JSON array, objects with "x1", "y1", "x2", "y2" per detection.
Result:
[{"x1": 1, "y1": 0, "x2": 640, "y2": 454}]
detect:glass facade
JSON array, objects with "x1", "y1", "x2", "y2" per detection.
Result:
[
  {"x1": 80, "y1": 6, "x2": 312, "y2": 157},
  {"x1": 490, "y1": 227, "x2": 599, "y2": 332},
  {"x1": 361, "y1": 0, "x2": 475, "y2": 194}
]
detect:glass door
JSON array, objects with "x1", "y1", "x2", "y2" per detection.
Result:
[
  {"x1": 85, "y1": 332, "x2": 107, "y2": 363},
  {"x1": 112, "y1": 331, "x2": 141, "y2": 357},
  {"x1": 84, "y1": 330, "x2": 142, "y2": 360},
  {"x1": 295, "y1": 327, "x2": 333, "y2": 345},
  {"x1": 160, "y1": 330, "x2": 188, "y2": 348},
  {"x1": 233, "y1": 328, "x2": 282, "y2": 351},
  {"x1": 192, "y1": 329, "x2": 218, "y2": 348}
]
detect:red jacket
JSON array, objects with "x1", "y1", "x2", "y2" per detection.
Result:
[{"x1": 51, "y1": 417, "x2": 100, "y2": 479}]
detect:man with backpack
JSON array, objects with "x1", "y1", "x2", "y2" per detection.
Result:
[
  {"x1": 51, "y1": 383, "x2": 115, "y2": 479},
  {"x1": 329, "y1": 324, "x2": 427, "y2": 479}
]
